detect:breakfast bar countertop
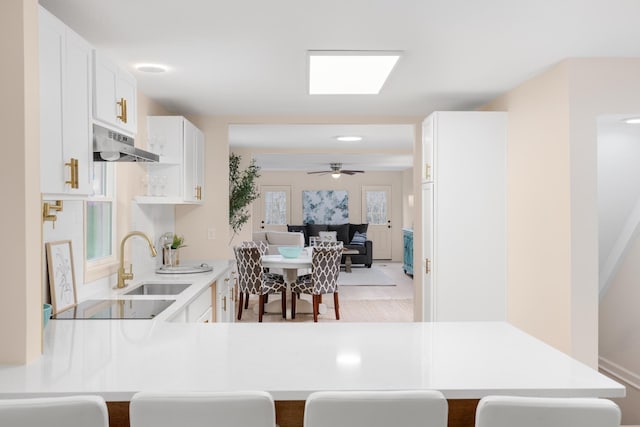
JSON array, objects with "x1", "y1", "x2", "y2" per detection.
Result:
[{"x1": 0, "y1": 318, "x2": 624, "y2": 401}]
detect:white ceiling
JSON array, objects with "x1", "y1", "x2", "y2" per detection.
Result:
[
  {"x1": 40, "y1": 0, "x2": 640, "y2": 117},
  {"x1": 40, "y1": 0, "x2": 640, "y2": 170},
  {"x1": 229, "y1": 124, "x2": 414, "y2": 171}
]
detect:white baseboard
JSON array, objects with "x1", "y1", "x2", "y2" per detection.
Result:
[{"x1": 599, "y1": 356, "x2": 640, "y2": 391}]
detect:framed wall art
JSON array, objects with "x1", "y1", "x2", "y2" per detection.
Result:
[
  {"x1": 302, "y1": 190, "x2": 349, "y2": 224},
  {"x1": 45, "y1": 240, "x2": 78, "y2": 314}
]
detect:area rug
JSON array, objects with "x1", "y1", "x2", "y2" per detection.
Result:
[{"x1": 338, "y1": 266, "x2": 395, "y2": 286}]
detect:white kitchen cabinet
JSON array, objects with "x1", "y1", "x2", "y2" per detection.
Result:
[
  {"x1": 169, "y1": 266, "x2": 235, "y2": 323},
  {"x1": 185, "y1": 286, "x2": 212, "y2": 322},
  {"x1": 215, "y1": 270, "x2": 235, "y2": 323},
  {"x1": 39, "y1": 6, "x2": 92, "y2": 197},
  {"x1": 137, "y1": 116, "x2": 205, "y2": 204},
  {"x1": 422, "y1": 111, "x2": 507, "y2": 322},
  {"x1": 93, "y1": 51, "x2": 137, "y2": 135}
]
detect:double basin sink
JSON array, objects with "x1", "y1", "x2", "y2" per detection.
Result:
[{"x1": 54, "y1": 282, "x2": 195, "y2": 320}]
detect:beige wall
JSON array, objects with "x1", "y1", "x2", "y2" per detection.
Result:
[
  {"x1": 115, "y1": 92, "x2": 171, "y2": 263},
  {"x1": 401, "y1": 168, "x2": 414, "y2": 229},
  {"x1": 252, "y1": 170, "x2": 406, "y2": 262},
  {"x1": 0, "y1": 0, "x2": 41, "y2": 364},
  {"x1": 483, "y1": 62, "x2": 574, "y2": 358},
  {"x1": 484, "y1": 58, "x2": 640, "y2": 368}
]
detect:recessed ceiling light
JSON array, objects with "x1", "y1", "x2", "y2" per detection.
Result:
[
  {"x1": 135, "y1": 63, "x2": 168, "y2": 73},
  {"x1": 623, "y1": 117, "x2": 640, "y2": 124},
  {"x1": 335, "y1": 136, "x2": 363, "y2": 142},
  {"x1": 308, "y1": 50, "x2": 401, "y2": 95}
]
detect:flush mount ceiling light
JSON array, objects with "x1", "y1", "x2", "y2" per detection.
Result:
[
  {"x1": 623, "y1": 117, "x2": 640, "y2": 124},
  {"x1": 135, "y1": 63, "x2": 168, "y2": 73},
  {"x1": 335, "y1": 136, "x2": 363, "y2": 142},
  {"x1": 308, "y1": 50, "x2": 401, "y2": 95}
]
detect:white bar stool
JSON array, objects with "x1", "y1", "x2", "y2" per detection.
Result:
[
  {"x1": 130, "y1": 391, "x2": 276, "y2": 427},
  {"x1": 475, "y1": 396, "x2": 621, "y2": 427},
  {"x1": 304, "y1": 390, "x2": 448, "y2": 427},
  {"x1": 0, "y1": 395, "x2": 108, "y2": 427}
]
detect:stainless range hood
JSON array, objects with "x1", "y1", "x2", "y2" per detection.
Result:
[{"x1": 93, "y1": 124, "x2": 159, "y2": 162}]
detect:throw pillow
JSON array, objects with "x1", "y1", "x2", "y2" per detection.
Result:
[
  {"x1": 350, "y1": 231, "x2": 367, "y2": 246},
  {"x1": 306, "y1": 223, "x2": 328, "y2": 237},
  {"x1": 318, "y1": 231, "x2": 338, "y2": 242},
  {"x1": 287, "y1": 225, "x2": 309, "y2": 246},
  {"x1": 328, "y1": 223, "x2": 349, "y2": 244},
  {"x1": 348, "y1": 223, "x2": 369, "y2": 242}
]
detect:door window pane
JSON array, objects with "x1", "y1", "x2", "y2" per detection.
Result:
[
  {"x1": 264, "y1": 191, "x2": 287, "y2": 225},
  {"x1": 366, "y1": 191, "x2": 388, "y2": 224}
]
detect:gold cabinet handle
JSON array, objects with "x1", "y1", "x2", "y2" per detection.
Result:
[
  {"x1": 65, "y1": 158, "x2": 79, "y2": 189},
  {"x1": 117, "y1": 98, "x2": 127, "y2": 123},
  {"x1": 425, "y1": 258, "x2": 431, "y2": 274},
  {"x1": 222, "y1": 295, "x2": 227, "y2": 312},
  {"x1": 194, "y1": 185, "x2": 202, "y2": 200},
  {"x1": 425, "y1": 163, "x2": 431, "y2": 181}
]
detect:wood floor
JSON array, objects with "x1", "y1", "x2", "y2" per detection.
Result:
[{"x1": 236, "y1": 262, "x2": 414, "y2": 322}]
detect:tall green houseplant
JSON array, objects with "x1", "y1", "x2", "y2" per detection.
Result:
[{"x1": 229, "y1": 153, "x2": 261, "y2": 242}]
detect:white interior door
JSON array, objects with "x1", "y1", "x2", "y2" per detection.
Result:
[
  {"x1": 258, "y1": 185, "x2": 291, "y2": 232},
  {"x1": 362, "y1": 185, "x2": 392, "y2": 259}
]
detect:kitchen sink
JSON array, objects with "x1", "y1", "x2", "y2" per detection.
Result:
[
  {"x1": 124, "y1": 282, "x2": 192, "y2": 296},
  {"x1": 54, "y1": 299, "x2": 175, "y2": 319}
]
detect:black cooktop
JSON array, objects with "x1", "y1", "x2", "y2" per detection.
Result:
[{"x1": 53, "y1": 299, "x2": 174, "y2": 319}]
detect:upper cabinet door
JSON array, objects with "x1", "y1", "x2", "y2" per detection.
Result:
[
  {"x1": 194, "y1": 126, "x2": 205, "y2": 202},
  {"x1": 182, "y1": 119, "x2": 204, "y2": 203},
  {"x1": 182, "y1": 120, "x2": 198, "y2": 203},
  {"x1": 63, "y1": 28, "x2": 92, "y2": 195},
  {"x1": 140, "y1": 116, "x2": 205, "y2": 205},
  {"x1": 39, "y1": 7, "x2": 65, "y2": 194},
  {"x1": 39, "y1": 6, "x2": 92, "y2": 197},
  {"x1": 93, "y1": 51, "x2": 137, "y2": 135}
]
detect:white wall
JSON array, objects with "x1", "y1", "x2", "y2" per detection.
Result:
[
  {"x1": 597, "y1": 118, "x2": 640, "y2": 290},
  {"x1": 598, "y1": 117, "x2": 640, "y2": 425}
]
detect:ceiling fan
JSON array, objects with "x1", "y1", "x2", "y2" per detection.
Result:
[{"x1": 307, "y1": 163, "x2": 365, "y2": 178}]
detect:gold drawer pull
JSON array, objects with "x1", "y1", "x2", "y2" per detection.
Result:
[
  {"x1": 117, "y1": 97, "x2": 127, "y2": 123},
  {"x1": 65, "y1": 158, "x2": 79, "y2": 189}
]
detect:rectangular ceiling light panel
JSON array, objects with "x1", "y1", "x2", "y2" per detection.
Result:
[{"x1": 308, "y1": 51, "x2": 401, "y2": 95}]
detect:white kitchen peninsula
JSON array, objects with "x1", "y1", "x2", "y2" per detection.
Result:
[{"x1": 0, "y1": 308, "x2": 624, "y2": 427}]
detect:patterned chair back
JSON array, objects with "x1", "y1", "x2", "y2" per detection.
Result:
[
  {"x1": 240, "y1": 240, "x2": 268, "y2": 255},
  {"x1": 233, "y1": 246, "x2": 263, "y2": 295},
  {"x1": 311, "y1": 244, "x2": 342, "y2": 294}
]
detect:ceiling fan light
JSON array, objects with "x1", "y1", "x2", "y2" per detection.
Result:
[{"x1": 331, "y1": 172, "x2": 341, "y2": 179}]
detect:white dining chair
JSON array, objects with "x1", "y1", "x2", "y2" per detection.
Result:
[
  {"x1": 0, "y1": 395, "x2": 109, "y2": 427},
  {"x1": 129, "y1": 391, "x2": 276, "y2": 427},
  {"x1": 475, "y1": 396, "x2": 621, "y2": 427},
  {"x1": 304, "y1": 390, "x2": 448, "y2": 427}
]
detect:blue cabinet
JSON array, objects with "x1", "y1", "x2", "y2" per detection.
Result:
[{"x1": 402, "y1": 228, "x2": 413, "y2": 276}]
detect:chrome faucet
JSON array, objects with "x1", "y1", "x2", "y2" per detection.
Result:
[{"x1": 117, "y1": 231, "x2": 157, "y2": 289}]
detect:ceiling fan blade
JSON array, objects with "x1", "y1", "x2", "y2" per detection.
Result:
[
  {"x1": 340, "y1": 170, "x2": 365, "y2": 175},
  {"x1": 307, "y1": 171, "x2": 331, "y2": 175}
]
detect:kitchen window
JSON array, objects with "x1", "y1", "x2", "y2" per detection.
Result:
[{"x1": 84, "y1": 162, "x2": 117, "y2": 281}]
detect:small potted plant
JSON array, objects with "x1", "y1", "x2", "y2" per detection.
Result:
[{"x1": 163, "y1": 234, "x2": 186, "y2": 266}]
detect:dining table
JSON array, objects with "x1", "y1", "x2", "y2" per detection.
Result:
[{"x1": 260, "y1": 250, "x2": 327, "y2": 319}]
